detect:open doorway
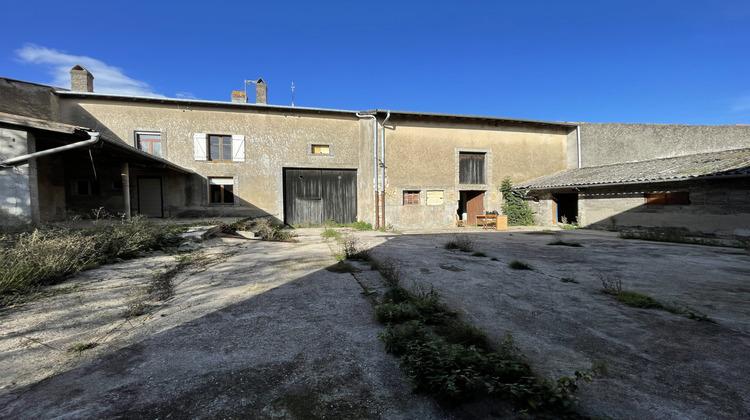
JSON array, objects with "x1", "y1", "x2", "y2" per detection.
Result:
[
  {"x1": 553, "y1": 193, "x2": 578, "y2": 224},
  {"x1": 458, "y1": 191, "x2": 484, "y2": 225}
]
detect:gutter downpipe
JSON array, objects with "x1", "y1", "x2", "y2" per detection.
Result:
[
  {"x1": 356, "y1": 113, "x2": 379, "y2": 228},
  {"x1": 380, "y1": 110, "x2": 391, "y2": 228},
  {"x1": 0, "y1": 132, "x2": 101, "y2": 166},
  {"x1": 576, "y1": 125, "x2": 582, "y2": 169}
]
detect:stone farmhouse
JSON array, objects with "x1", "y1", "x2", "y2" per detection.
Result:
[{"x1": 1, "y1": 66, "x2": 748, "y2": 238}]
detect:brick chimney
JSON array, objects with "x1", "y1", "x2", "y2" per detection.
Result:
[
  {"x1": 231, "y1": 91, "x2": 247, "y2": 103},
  {"x1": 256, "y1": 78, "x2": 267, "y2": 104},
  {"x1": 70, "y1": 65, "x2": 94, "y2": 92}
]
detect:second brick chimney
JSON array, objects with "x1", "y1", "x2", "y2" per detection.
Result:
[
  {"x1": 70, "y1": 65, "x2": 94, "y2": 92},
  {"x1": 256, "y1": 78, "x2": 267, "y2": 104}
]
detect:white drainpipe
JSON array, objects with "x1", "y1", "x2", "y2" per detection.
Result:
[
  {"x1": 576, "y1": 125, "x2": 582, "y2": 169},
  {"x1": 1, "y1": 132, "x2": 101, "y2": 166},
  {"x1": 380, "y1": 110, "x2": 391, "y2": 227},
  {"x1": 356, "y1": 113, "x2": 379, "y2": 227}
]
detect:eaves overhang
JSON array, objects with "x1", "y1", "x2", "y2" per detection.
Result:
[{"x1": 55, "y1": 91, "x2": 359, "y2": 117}]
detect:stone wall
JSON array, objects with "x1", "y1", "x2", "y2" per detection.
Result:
[
  {"x1": 579, "y1": 123, "x2": 750, "y2": 167},
  {"x1": 533, "y1": 179, "x2": 750, "y2": 238}
]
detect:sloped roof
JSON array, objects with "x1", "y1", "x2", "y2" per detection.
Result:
[{"x1": 520, "y1": 148, "x2": 750, "y2": 190}]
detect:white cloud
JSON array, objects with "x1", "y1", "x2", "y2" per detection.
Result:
[
  {"x1": 175, "y1": 91, "x2": 198, "y2": 99},
  {"x1": 15, "y1": 44, "x2": 165, "y2": 97}
]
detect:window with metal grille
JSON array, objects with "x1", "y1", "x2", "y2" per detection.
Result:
[
  {"x1": 403, "y1": 190, "x2": 420, "y2": 205},
  {"x1": 645, "y1": 191, "x2": 689, "y2": 205},
  {"x1": 459, "y1": 152, "x2": 485, "y2": 184}
]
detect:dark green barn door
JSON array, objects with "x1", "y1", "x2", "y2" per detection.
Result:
[{"x1": 284, "y1": 168, "x2": 357, "y2": 225}]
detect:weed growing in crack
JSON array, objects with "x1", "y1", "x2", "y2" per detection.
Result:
[
  {"x1": 508, "y1": 260, "x2": 533, "y2": 270},
  {"x1": 560, "y1": 277, "x2": 579, "y2": 284},
  {"x1": 68, "y1": 342, "x2": 98, "y2": 353},
  {"x1": 444, "y1": 234, "x2": 475, "y2": 252}
]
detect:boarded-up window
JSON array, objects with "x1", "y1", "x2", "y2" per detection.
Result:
[
  {"x1": 459, "y1": 152, "x2": 485, "y2": 184},
  {"x1": 403, "y1": 191, "x2": 420, "y2": 205},
  {"x1": 311, "y1": 144, "x2": 330, "y2": 155},
  {"x1": 426, "y1": 190, "x2": 444, "y2": 206},
  {"x1": 645, "y1": 191, "x2": 689, "y2": 205}
]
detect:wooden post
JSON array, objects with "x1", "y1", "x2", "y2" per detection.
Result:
[{"x1": 121, "y1": 162, "x2": 131, "y2": 222}]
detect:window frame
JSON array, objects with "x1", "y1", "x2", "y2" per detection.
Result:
[
  {"x1": 458, "y1": 152, "x2": 486, "y2": 184},
  {"x1": 71, "y1": 179, "x2": 100, "y2": 196},
  {"x1": 208, "y1": 135, "x2": 233, "y2": 163},
  {"x1": 403, "y1": 190, "x2": 421, "y2": 206},
  {"x1": 135, "y1": 132, "x2": 162, "y2": 158},
  {"x1": 209, "y1": 177, "x2": 235, "y2": 204},
  {"x1": 645, "y1": 191, "x2": 690, "y2": 205}
]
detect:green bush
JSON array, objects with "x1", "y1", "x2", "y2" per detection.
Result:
[{"x1": 500, "y1": 178, "x2": 534, "y2": 226}]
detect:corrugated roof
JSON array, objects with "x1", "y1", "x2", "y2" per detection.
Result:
[{"x1": 520, "y1": 148, "x2": 750, "y2": 190}]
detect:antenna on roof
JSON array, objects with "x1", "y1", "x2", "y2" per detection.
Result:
[
  {"x1": 244, "y1": 79, "x2": 257, "y2": 95},
  {"x1": 291, "y1": 82, "x2": 295, "y2": 107}
]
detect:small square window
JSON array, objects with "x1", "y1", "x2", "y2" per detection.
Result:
[
  {"x1": 403, "y1": 191, "x2": 420, "y2": 206},
  {"x1": 209, "y1": 177, "x2": 235, "y2": 204},
  {"x1": 311, "y1": 144, "x2": 330, "y2": 155},
  {"x1": 209, "y1": 135, "x2": 233, "y2": 162},
  {"x1": 136, "y1": 132, "x2": 162, "y2": 158}
]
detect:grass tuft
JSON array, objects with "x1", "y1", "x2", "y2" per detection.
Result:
[
  {"x1": 508, "y1": 260, "x2": 533, "y2": 270},
  {"x1": 444, "y1": 234, "x2": 475, "y2": 252},
  {"x1": 68, "y1": 342, "x2": 98, "y2": 353}
]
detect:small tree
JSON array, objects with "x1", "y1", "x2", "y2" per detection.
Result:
[{"x1": 501, "y1": 177, "x2": 534, "y2": 226}]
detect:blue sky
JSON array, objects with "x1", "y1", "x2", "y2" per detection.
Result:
[{"x1": 1, "y1": 1, "x2": 749, "y2": 124}]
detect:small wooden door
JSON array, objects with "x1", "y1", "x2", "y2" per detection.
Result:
[
  {"x1": 138, "y1": 177, "x2": 163, "y2": 218},
  {"x1": 466, "y1": 191, "x2": 485, "y2": 225}
]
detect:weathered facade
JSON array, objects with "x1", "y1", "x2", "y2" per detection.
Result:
[{"x1": 2, "y1": 67, "x2": 748, "y2": 233}]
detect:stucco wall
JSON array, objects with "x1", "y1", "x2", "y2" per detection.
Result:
[
  {"x1": 383, "y1": 118, "x2": 570, "y2": 229},
  {"x1": 58, "y1": 99, "x2": 367, "y2": 220},
  {"x1": 579, "y1": 123, "x2": 750, "y2": 167},
  {"x1": 533, "y1": 179, "x2": 750, "y2": 238},
  {"x1": 0, "y1": 78, "x2": 60, "y2": 121}
]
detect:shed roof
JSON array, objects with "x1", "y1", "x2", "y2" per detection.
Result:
[{"x1": 519, "y1": 148, "x2": 750, "y2": 190}]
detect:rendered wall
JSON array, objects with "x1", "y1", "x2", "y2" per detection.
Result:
[
  {"x1": 533, "y1": 179, "x2": 750, "y2": 238},
  {"x1": 579, "y1": 123, "x2": 750, "y2": 167},
  {"x1": 382, "y1": 118, "x2": 571, "y2": 229},
  {"x1": 0, "y1": 78, "x2": 60, "y2": 121},
  {"x1": 58, "y1": 99, "x2": 368, "y2": 221}
]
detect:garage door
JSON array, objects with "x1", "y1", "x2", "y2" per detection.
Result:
[{"x1": 284, "y1": 168, "x2": 356, "y2": 225}]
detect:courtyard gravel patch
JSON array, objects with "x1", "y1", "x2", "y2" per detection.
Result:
[{"x1": 1, "y1": 227, "x2": 749, "y2": 419}]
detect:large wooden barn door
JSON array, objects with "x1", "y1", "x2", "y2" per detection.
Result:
[{"x1": 284, "y1": 168, "x2": 357, "y2": 225}]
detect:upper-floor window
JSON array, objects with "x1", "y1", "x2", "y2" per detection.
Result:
[
  {"x1": 136, "y1": 132, "x2": 162, "y2": 158},
  {"x1": 459, "y1": 152, "x2": 485, "y2": 184},
  {"x1": 209, "y1": 135, "x2": 233, "y2": 162},
  {"x1": 193, "y1": 133, "x2": 245, "y2": 162}
]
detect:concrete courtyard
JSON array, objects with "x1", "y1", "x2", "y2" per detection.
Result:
[{"x1": 1, "y1": 227, "x2": 748, "y2": 419}]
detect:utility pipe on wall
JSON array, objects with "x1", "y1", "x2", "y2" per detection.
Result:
[
  {"x1": 0, "y1": 132, "x2": 101, "y2": 166},
  {"x1": 380, "y1": 110, "x2": 391, "y2": 228},
  {"x1": 356, "y1": 113, "x2": 379, "y2": 228},
  {"x1": 576, "y1": 125, "x2": 582, "y2": 169}
]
